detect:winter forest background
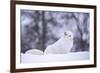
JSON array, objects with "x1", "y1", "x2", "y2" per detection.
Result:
[{"x1": 21, "y1": 9, "x2": 90, "y2": 53}]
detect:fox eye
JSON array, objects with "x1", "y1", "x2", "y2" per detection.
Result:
[{"x1": 69, "y1": 35, "x2": 71, "y2": 37}]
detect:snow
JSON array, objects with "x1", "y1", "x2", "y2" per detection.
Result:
[
  {"x1": 25, "y1": 49, "x2": 44, "y2": 55},
  {"x1": 21, "y1": 51, "x2": 89, "y2": 63}
]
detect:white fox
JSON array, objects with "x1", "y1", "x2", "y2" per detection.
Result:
[{"x1": 44, "y1": 31, "x2": 73, "y2": 54}]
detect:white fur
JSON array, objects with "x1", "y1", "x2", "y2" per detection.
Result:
[
  {"x1": 44, "y1": 31, "x2": 73, "y2": 54},
  {"x1": 25, "y1": 49, "x2": 44, "y2": 55}
]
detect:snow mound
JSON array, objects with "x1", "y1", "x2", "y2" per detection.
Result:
[{"x1": 25, "y1": 49, "x2": 44, "y2": 55}]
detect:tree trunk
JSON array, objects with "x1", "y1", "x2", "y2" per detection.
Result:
[{"x1": 41, "y1": 11, "x2": 46, "y2": 51}]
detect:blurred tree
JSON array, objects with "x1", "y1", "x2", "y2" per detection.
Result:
[{"x1": 21, "y1": 10, "x2": 90, "y2": 53}]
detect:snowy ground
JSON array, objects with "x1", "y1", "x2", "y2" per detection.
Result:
[{"x1": 21, "y1": 52, "x2": 89, "y2": 63}]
